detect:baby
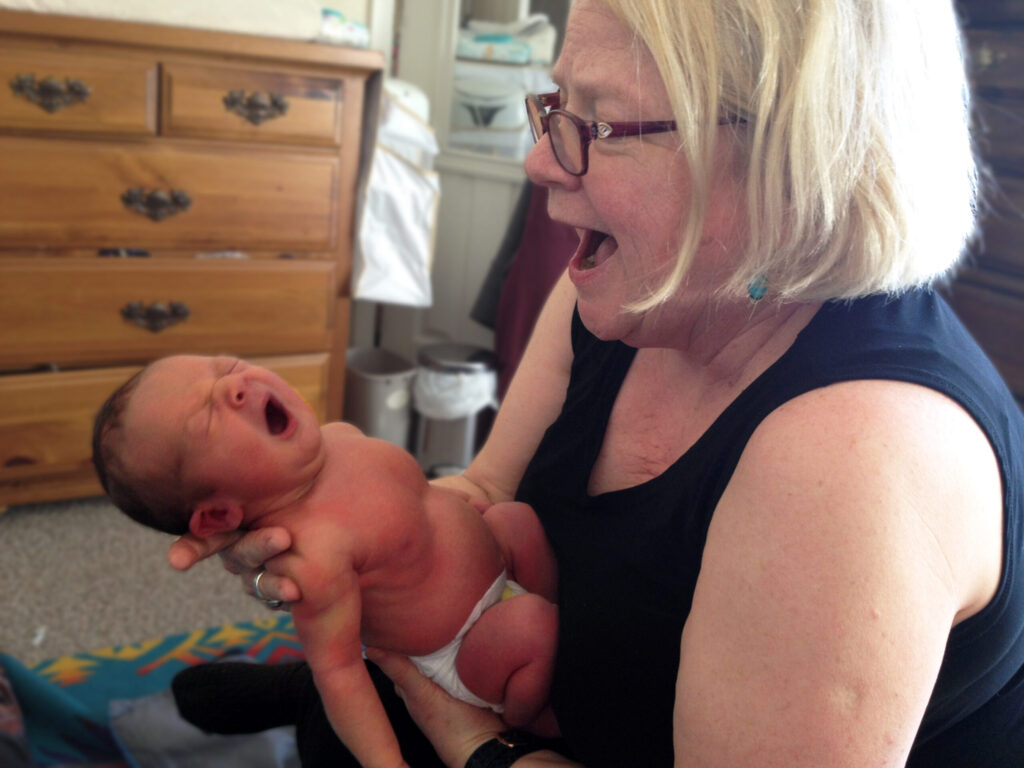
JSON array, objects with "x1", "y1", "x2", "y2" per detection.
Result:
[{"x1": 91, "y1": 354, "x2": 558, "y2": 768}]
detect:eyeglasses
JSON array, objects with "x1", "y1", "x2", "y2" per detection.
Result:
[
  {"x1": 525, "y1": 91, "x2": 738, "y2": 177},
  {"x1": 525, "y1": 91, "x2": 677, "y2": 177}
]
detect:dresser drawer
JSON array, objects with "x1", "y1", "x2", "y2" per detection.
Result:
[
  {"x1": 971, "y1": 174, "x2": 1024, "y2": 279},
  {"x1": 0, "y1": 45, "x2": 156, "y2": 135},
  {"x1": 0, "y1": 352, "x2": 330, "y2": 506},
  {"x1": 958, "y1": 0, "x2": 1024, "y2": 26},
  {"x1": 973, "y1": 96, "x2": 1024, "y2": 177},
  {"x1": 966, "y1": 28, "x2": 1024, "y2": 178},
  {"x1": 0, "y1": 260, "x2": 338, "y2": 370},
  {"x1": 944, "y1": 275, "x2": 1024, "y2": 401},
  {"x1": 0, "y1": 136, "x2": 339, "y2": 252},
  {"x1": 161, "y1": 62, "x2": 345, "y2": 146},
  {"x1": 966, "y1": 29, "x2": 1024, "y2": 92}
]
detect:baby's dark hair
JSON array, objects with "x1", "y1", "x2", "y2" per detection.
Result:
[{"x1": 91, "y1": 366, "x2": 193, "y2": 536}]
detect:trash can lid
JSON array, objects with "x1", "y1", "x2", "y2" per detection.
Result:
[
  {"x1": 347, "y1": 346, "x2": 416, "y2": 377},
  {"x1": 417, "y1": 343, "x2": 496, "y2": 372}
]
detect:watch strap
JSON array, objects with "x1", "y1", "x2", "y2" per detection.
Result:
[{"x1": 464, "y1": 729, "x2": 552, "y2": 768}]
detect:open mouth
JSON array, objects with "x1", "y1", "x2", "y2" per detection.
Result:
[
  {"x1": 578, "y1": 229, "x2": 614, "y2": 270},
  {"x1": 264, "y1": 396, "x2": 290, "y2": 436}
]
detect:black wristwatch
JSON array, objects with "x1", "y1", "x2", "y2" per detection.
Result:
[{"x1": 464, "y1": 729, "x2": 551, "y2": 768}]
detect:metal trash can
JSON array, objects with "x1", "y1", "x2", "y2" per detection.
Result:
[
  {"x1": 344, "y1": 347, "x2": 416, "y2": 449},
  {"x1": 413, "y1": 343, "x2": 498, "y2": 477}
]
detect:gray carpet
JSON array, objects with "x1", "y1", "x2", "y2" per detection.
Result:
[{"x1": 0, "y1": 495, "x2": 273, "y2": 667}]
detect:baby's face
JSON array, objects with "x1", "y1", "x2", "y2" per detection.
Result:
[{"x1": 122, "y1": 355, "x2": 325, "y2": 508}]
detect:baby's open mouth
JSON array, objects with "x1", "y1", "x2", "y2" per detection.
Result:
[{"x1": 264, "y1": 396, "x2": 289, "y2": 435}]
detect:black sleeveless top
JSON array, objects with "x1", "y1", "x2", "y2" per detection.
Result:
[{"x1": 516, "y1": 290, "x2": 1024, "y2": 767}]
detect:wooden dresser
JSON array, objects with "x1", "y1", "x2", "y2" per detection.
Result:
[
  {"x1": 0, "y1": 10, "x2": 382, "y2": 508},
  {"x1": 946, "y1": 1, "x2": 1024, "y2": 409}
]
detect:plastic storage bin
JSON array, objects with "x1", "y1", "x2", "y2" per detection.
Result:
[
  {"x1": 413, "y1": 343, "x2": 498, "y2": 476},
  {"x1": 343, "y1": 347, "x2": 416, "y2": 449}
]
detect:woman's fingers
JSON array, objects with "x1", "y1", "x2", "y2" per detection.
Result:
[
  {"x1": 246, "y1": 565, "x2": 302, "y2": 605},
  {"x1": 216, "y1": 527, "x2": 293, "y2": 574},
  {"x1": 167, "y1": 530, "x2": 244, "y2": 571},
  {"x1": 168, "y1": 527, "x2": 301, "y2": 603}
]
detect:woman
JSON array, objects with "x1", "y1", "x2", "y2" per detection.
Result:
[{"x1": 170, "y1": 1, "x2": 1023, "y2": 765}]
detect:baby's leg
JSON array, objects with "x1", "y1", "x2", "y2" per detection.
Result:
[
  {"x1": 455, "y1": 592, "x2": 558, "y2": 732},
  {"x1": 483, "y1": 501, "x2": 557, "y2": 602}
]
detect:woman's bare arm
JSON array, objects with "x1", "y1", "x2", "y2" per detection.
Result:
[
  {"x1": 431, "y1": 270, "x2": 576, "y2": 505},
  {"x1": 672, "y1": 380, "x2": 1002, "y2": 767}
]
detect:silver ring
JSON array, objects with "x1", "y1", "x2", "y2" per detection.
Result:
[{"x1": 252, "y1": 569, "x2": 284, "y2": 610}]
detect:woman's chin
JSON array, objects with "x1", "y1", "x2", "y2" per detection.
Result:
[{"x1": 575, "y1": 296, "x2": 635, "y2": 343}]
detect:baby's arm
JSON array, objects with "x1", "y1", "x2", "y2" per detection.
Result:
[{"x1": 283, "y1": 555, "x2": 407, "y2": 768}]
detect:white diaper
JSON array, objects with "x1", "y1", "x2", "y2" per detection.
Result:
[{"x1": 409, "y1": 571, "x2": 526, "y2": 712}]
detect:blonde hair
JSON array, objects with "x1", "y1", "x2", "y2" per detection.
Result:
[{"x1": 601, "y1": 0, "x2": 979, "y2": 306}]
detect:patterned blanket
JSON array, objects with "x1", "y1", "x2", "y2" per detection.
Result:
[{"x1": 0, "y1": 616, "x2": 302, "y2": 767}]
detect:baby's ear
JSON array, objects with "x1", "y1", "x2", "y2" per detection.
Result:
[{"x1": 189, "y1": 498, "x2": 245, "y2": 539}]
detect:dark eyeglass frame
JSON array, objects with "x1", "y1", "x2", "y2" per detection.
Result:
[{"x1": 525, "y1": 91, "x2": 736, "y2": 177}]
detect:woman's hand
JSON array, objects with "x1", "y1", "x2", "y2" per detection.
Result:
[
  {"x1": 368, "y1": 649, "x2": 578, "y2": 768},
  {"x1": 365, "y1": 648, "x2": 504, "y2": 768},
  {"x1": 167, "y1": 527, "x2": 302, "y2": 603},
  {"x1": 429, "y1": 476, "x2": 494, "y2": 513}
]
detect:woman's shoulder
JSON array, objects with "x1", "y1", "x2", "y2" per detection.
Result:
[
  {"x1": 745, "y1": 377, "x2": 1000, "y2": 508},
  {"x1": 732, "y1": 377, "x2": 1003, "y2": 619}
]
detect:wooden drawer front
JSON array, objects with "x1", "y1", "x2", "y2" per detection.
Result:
[
  {"x1": 958, "y1": 1, "x2": 1024, "y2": 26},
  {"x1": 972, "y1": 174, "x2": 1024, "y2": 278},
  {"x1": 162, "y1": 62, "x2": 344, "y2": 146},
  {"x1": 945, "y1": 278, "x2": 1024, "y2": 402},
  {"x1": 966, "y1": 29, "x2": 1024, "y2": 92},
  {"x1": 0, "y1": 45, "x2": 156, "y2": 135},
  {"x1": 0, "y1": 352, "x2": 330, "y2": 506},
  {"x1": 973, "y1": 97, "x2": 1024, "y2": 176},
  {"x1": 0, "y1": 137, "x2": 338, "y2": 251},
  {"x1": 0, "y1": 261, "x2": 336, "y2": 369},
  {"x1": 966, "y1": 29, "x2": 1024, "y2": 177}
]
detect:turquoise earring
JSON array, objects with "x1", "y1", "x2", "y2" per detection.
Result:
[{"x1": 747, "y1": 275, "x2": 767, "y2": 301}]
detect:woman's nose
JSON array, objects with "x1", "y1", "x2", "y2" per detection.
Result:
[{"x1": 524, "y1": 134, "x2": 581, "y2": 190}]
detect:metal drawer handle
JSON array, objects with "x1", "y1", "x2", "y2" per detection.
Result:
[
  {"x1": 974, "y1": 42, "x2": 1008, "y2": 72},
  {"x1": 10, "y1": 73, "x2": 91, "y2": 113},
  {"x1": 121, "y1": 188, "x2": 193, "y2": 221},
  {"x1": 121, "y1": 301, "x2": 191, "y2": 333},
  {"x1": 223, "y1": 89, "x2": 289, "y2": 125}
]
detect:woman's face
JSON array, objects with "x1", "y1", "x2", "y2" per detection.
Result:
[{"x1": 526, "y1": 0, "x2": 742, "y2": 345}]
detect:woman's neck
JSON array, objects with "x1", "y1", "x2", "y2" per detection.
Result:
[{"x1": 631, "y1": 298, "x2": 822, "y2": 390}]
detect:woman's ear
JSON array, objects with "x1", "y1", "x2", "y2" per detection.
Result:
[{"x1": 189, "y1": 498, "x2": 245, "y2": 539}]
